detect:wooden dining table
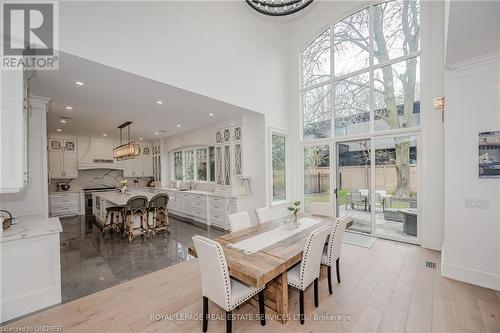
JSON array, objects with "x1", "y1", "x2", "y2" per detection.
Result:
[{"x1": 188, "y1": 216, "x2": 352, "y2": 324}]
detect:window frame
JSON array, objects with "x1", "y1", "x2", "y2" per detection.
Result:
[
  {"x1": 171, "y1": 145, "x2": 215, "y2": 183},
  {"x1": 299, "y1": 1, "x2": 422, "y2": 144},
  {"x1": 268, "y1": 128, "x2": 291, "y2": 207},
  {"x1": 298, "y1": 0, "x2": 423, "y2": 245}
]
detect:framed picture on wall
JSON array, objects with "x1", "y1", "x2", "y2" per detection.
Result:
[{"x1": 479, "y1": 131, "x2": 500, "y2": 179}]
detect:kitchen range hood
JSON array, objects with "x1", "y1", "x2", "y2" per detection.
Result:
[{"x1": 77, "y1": 136, "x2": 124, "y2": 170}]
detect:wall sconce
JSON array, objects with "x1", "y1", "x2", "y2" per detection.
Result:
[{"x1": 434, "y1": 96, "x2": 445, "y2": 122}]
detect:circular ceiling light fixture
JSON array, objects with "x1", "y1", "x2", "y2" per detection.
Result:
[{"x1": 246, "y1": 0, "x2": 313, "y2": 16}]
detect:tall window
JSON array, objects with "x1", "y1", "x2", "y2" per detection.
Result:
[
  {"x1": 272, "y1": 134, "x2": 287, "y2": 202},
  {"x1": 174, "y1": 151, "x2": 183, "y2": 180},
  {"x1": 301, "y1": 0, "x2": 420, "y2": 139},
  {"x1": 196, "y1": 148, "x2": 208, "y2": 181},
  {"x1": 185, "y1": 150, "x2": 195, "y2": 180},
  {"x1": 301, "y1": 0, "x2": 420, "y2": 191}
]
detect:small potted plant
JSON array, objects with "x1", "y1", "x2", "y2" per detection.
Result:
[{"x1": 288, "y1": 201, "x2": 301, "y2": 223}]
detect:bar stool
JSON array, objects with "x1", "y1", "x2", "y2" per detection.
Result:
[
  {"x1": 147, "y1": 193, "x2": 170, "y2": 236},
  {"x1": 123, "y1": 195, "x2": 149, "y2": 242},
  {"x1": 103, "y1": 206, "x2": 124, "y2": 235}
]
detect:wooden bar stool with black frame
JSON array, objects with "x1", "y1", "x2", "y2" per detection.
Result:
[
  {"x1": 123, "y1": 195, "x2": 150, "y2": 242},
  {"x1": 102, "y1": 206, "x2": 124, "y2": 237},
  {"x1": 147, "y1": 193, "x2": 170, "y2": 236}
]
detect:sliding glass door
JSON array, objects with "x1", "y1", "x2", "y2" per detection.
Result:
[
  {"x1": 374, "y1": 135, "x2": 418, "y2": 242},
  {"x1": 336, "y1": 140, "x2": 372, "y2": 234},
  {"x1": 304, "y1": 145, "x2": 330, "y2": 214}
]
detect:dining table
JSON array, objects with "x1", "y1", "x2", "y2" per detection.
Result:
[{"x1": 188, "y1": 215, "x2": 352, "y2": 324}]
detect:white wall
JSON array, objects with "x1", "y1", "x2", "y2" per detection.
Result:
[
  {"x1": 441, "y1": 58, "x2": 500, "y2": 291},
  {"x1": 58, "y1": 1, "x2": 290, "y2": 129}
]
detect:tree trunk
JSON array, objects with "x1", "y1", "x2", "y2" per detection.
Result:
[{"x1": 394, "y1": 139, "x2": 410, "y2": 198}]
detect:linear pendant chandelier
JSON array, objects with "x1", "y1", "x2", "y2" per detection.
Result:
[
  {"x1": 113, "y1": 121, "x2": 140, "y2": 160},
  {"x1": 246, "y1": 0, "x2": 313, "y2": 16}
]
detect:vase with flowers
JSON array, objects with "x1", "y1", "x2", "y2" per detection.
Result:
[
  {"x1": 119, "y1": 179, "x2": 128, "y2": 194},
  {"x1": 288, "y1": 201, "x2": 301, "y2": 223}
]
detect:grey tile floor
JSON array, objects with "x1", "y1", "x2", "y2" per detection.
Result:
[{"x1": 59, "y1": 215, "x2": 223, "y2": 303}]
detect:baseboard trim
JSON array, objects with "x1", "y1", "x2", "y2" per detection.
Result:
[{"x1": 441, "y1": 256, "x2": 500, "y2": 291}]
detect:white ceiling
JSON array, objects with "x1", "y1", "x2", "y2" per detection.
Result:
[
  {"x1": 30, "y1": 52, "x2": 256, "y2": 141},
  {"x1": 446, "y1": 1, "x2": 500, "y2": 66}
]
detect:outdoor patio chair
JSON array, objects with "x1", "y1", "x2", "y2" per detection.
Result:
[{"x1": 346, "y1": 190, "x2": 365, "y2": 211}]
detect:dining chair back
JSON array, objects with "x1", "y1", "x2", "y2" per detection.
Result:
[
  {"x1": 255, "y1": 207, "x2": 273, "y2": 224},
  {"x1": 193, "y1": 235, "x2": 267, "y2": 332},
  {"x1": 310, "y1": 202, "x2": 332, "y2": 217},
  {"x1": 192, "y1": 235, "x2": 232, "y2": 311},
  {"x1": 227, "y1": 211, "x2": 252, "y2": 233},
  {"x1": 287, "y1": 225, "x2": 331, "y2": 324},
  {"x1": 322, "y1": 215, "x2": 352, "y2": 294},
  {"x1": 298, "y1": 225, "x2": 331, "y2": 289}
]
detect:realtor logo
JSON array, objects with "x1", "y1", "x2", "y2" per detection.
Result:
[{"x1": 1, "y1": 2, "x2": 58, "y2": 70}]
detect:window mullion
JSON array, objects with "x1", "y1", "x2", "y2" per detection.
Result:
[
  {"x1": 330, "y1": 22, "x2": 335, "y2": 139},
  {"x1": 369, "y1": 4, "x2": 375, "y2": 134}
]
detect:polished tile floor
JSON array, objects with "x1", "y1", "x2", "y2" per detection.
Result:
[{"x1": 59, "y1": 215, "x2": 223, "y2": 303}]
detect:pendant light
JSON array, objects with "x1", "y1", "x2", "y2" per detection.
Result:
[{"x1": 113, "y1": 121, "x2": 140, "y2": 160}]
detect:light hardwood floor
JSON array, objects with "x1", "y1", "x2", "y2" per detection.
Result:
[{"x1": 7, "y1": 239, "x2": 500, "y2": 332}]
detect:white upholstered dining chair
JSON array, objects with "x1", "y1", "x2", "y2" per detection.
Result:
[
  {"x1": 287, "y1": 225, "x2": 331, "y2": 324},
  {"x1": 192, "y1": 235, "x2": 266, "y2": 333},
  {"x1": 255, "y1": 207, "x2": 273, "y2": 224},
  {"x1": 227, "y1": 211, "x2": 252, "y2": 233},
  {"x1": 321, "y1": 215, "x2": 352, "y2": 294},
  {"x1": 310, "y1": 202, "x2": 332, "y2": 217}
]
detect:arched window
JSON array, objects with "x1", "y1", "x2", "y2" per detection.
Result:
[
  {"x1": 301, "y1": 0, "x2": 420, "y2": 140},
  {"x1": 301, "y1": 0, "x2": 421, "y2": 242}
]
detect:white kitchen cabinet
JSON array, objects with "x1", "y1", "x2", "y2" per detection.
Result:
[
  {"x1": 2, "y1": 97, "x2": 50, "y2": 218},
  {"x1": 123, "y1": 145, "x2": 153, "y2": 177},
  {"x1": 0, "y1": 216, "x2": 62, "y2": 323},
  {"x1": 0, "y1": 69, "x2": 27, "y2": 193},
  {"x1": 49, "y1": 192, "x2": 81, "y2": 217},
  {"x1": 48, "y1": 138, "x2": 78, "y2": 179}
]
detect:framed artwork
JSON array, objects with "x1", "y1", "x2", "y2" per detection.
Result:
[{"x1": 479, "y1": 131, "x2": 500, "y2": 179}]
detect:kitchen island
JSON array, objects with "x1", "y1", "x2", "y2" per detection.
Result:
[{"x1": 92, "y1": 190, "x2": 156, "y2": 226}]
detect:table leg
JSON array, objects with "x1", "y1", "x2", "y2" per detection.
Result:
[{"x1": 264, "y1": 272, "x2": 289, "y2": 324}]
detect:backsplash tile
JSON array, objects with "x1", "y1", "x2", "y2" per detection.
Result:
[{"x1": 49, "y1": 169, "x2": 152, "y2": 192}]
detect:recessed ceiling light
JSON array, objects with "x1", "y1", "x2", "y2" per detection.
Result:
[
  {"x1": 156, "y1": 100, "x2": 163, "y2": 105},
  {"x1": 65, "y1": 106, "x2": 73, "y2": 110},
  {"x1": 60, "y1": 119, "x2": 67, "y2": 123},
  {"x1": 209, "y1": 113, "x2": 214, "y2": 116},
  {"x1": 154, "y1": 131, "x2": 160, "y2": 135},
  {"x1": 176, "y1": 124, "x2": 181, "y2": 128},
  {"x1": 75, "y1": 81, "x2": 84, "y2": 86},
  {"x1": 56, "y1": 129, "x2": 62, "y2": 132},
  {"x1": 139, "y1": 137, "x2": 144, "y2": 141},
  {"x1": 103, "y1": 133, "x2": 108, "y2": 137}
]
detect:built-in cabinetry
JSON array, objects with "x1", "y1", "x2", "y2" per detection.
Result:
[
  {"x1": 0, "y1": 216, "x2": 62, "y2": 323},
  {"x1": 49, "y1": 192, "x2": 82, "y2": 217},
  {"x1": 123, "y1": 145, "x2": 154, "y2": 177},
  {"x1": 48, "y1": 138, "x2": 78, "y2": 179},
  {"x1": 1, "y1": 97, "x2": 50, "y2": 217},
  {"x1": 215, "y1": 126, "x2": 243, "y2": 189},
  {"x1": 152, "y1": 143, "x2": 161, "y2": 184},
  {"x1": 164, "y1": 189, "x2": 236, "y2": 229},
  {"x1": 0, "y1": 69, "x2": 28, "y2": 193}
]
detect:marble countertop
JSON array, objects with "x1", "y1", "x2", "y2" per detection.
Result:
[
  {"x1": 94, "y1": 190, "x2": 156, "y2": 206},
  {"x1": 0, "y1": 215, "x2": 62, "y2": 242},
  {"x1": 159, "y1": 188, "x2": 235, "y2": 198}
]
